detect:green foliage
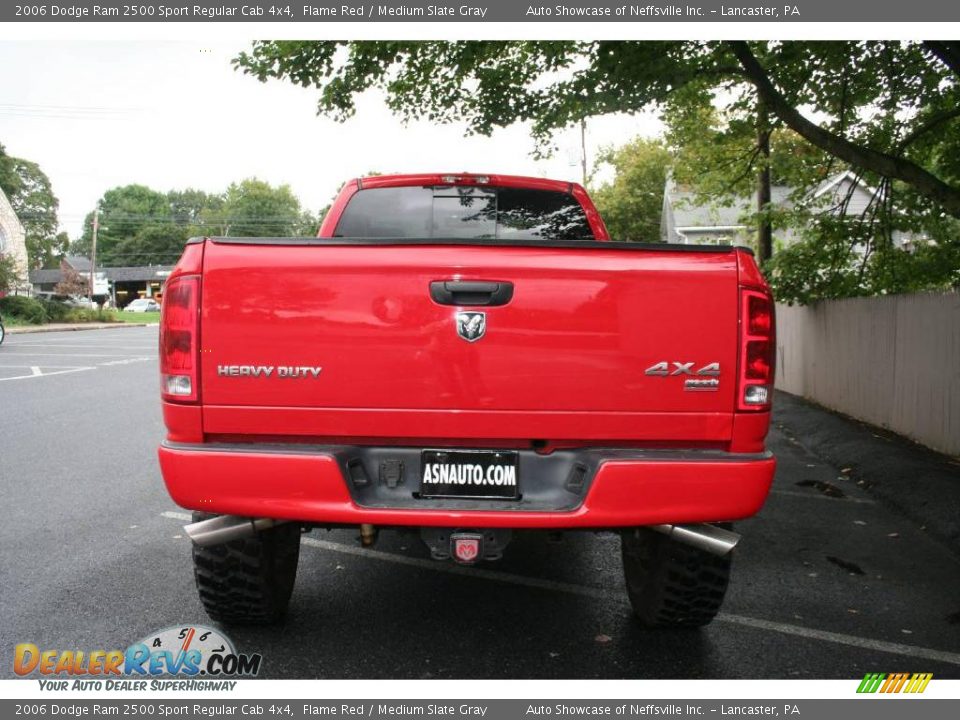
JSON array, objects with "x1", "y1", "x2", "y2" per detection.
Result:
[
  {"x1": 39, "y1": 298, "x2": 71, "y2": 322},
  {"x1": 0, "y1": 295, "x2": 47, "y2": 324},
  {"x1": 214, "y1": 178, "x2": 306, "y2": 237},
  {"x1": 591, "y1": 138, "x2": 671, "y2": 243},
  {"x1": 667, "y1": 103, "x2": 829, "y2": 201},
  {"x1": 72, "y1": 180, "x2": 314, "y2": 265},
  {"x1": 168, "y1": 188, "x2": 224, "y2": 227},
  {"x1": 63, "y1": 307, "x2": 116, "y2": 323},
  {"x1": 74, "y1": 184, "x2": 173, "y2": 263},
  {"x1": 8, "y1": 158, "x2": 65, "y2": 268},
  {"x1": 234, "y1": 41, "x2": 960, "y2": 214},
  {"x1": 0, "y1": 295, "x2": 116, "y2": 325},
  {"x1": 0, "y1": 254, "x2": 23, "y2": 293},
  {"x1": 765, "y1": 216, "x2": 960, "y2": 305},
  {"x1": 110, "y1": 224, "x2": 191, "y2": 267},
  {"x1": 234, "y1": 41, "x2": 960, "y2": 302},
  {"x1": 0, "y1": 144, "x2": 65, "y2": 269},
  {"x1": 0, "y1": 142, "x2": 21, "y2": 199}
]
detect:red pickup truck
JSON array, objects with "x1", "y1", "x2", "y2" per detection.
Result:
[{"x1": 158, "y1": 173, "x2": 776, "y2": 628}]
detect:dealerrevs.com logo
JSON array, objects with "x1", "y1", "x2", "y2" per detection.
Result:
[{"x1": 14, "y1": 625, "x2": 262, "y2": 691}]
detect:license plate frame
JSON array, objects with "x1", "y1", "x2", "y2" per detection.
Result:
[{"x1": 420, "y1": 450, "x2": 520, "y2": 500}]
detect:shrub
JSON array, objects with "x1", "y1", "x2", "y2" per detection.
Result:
[
  {"x1": 0, "y1": 295, "x2": 48, "y2": 324},
  {"x1": 37, "y1": 298, "x2": 71, "y2": 322},
  {"x1": 0, "y1": 297, "x2": 117, "y2": 325},
  {"x1": 63, "y1": 308, "x2": 116, "y2": 323}
]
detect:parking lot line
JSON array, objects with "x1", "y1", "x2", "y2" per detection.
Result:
[
  {"x1": 99, "y1": 357, "x2": 151, "y2": 366},
  {"x1": 0, "y1": 363, "x2": 104, "y2": 368},
  {"x1": 0, "y1": 365, "x2": 96, "y2": 382},
  {"x1": 8, "y1": 343, "x2": 158, "y2": 350},
  {"x1": 159, "y1": 510, "x2": 960, "y2": 667},
  {"x1": 0, "y1": 352, "x2": 146, "y2": 357}
]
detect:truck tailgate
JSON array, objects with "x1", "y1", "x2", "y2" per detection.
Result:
[{"x1": 199, "y1": 240, "x2": 739, "y2": 442}]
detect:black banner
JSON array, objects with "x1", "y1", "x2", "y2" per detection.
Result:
[{"x1": 3, "y1": 0, "x2": 958, "y2": 23}]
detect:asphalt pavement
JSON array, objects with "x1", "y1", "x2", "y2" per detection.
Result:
[{"x1": 1, "y1": 326, "x2": 959, "y2": 680}]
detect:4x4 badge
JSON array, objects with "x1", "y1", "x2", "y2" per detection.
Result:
[{"x1": 456, "y1": 312, "x2": 486, "y2": 342}]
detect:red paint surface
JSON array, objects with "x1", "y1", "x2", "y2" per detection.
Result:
[
  {"x1": 159, "y1": 444, "x2": 775, "y2": 528},
  {"x1": 160, "y1": 175, "x2": 776, "y2": 527}
]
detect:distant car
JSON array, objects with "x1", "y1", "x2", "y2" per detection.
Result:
[
  {"x1": 125, "y1": 298, "x2": 161, "y2": 313},
  {"x1": 34, "y1": 292, "x2": 94, "y2": 308},
  {"x1": 63, "y1": 295, "x2": 96, "y2": 309}
]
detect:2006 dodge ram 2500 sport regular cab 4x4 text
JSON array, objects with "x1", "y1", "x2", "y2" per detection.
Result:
[{"x1": 158, "y1": 173, "x2": 776, "y2": 627}]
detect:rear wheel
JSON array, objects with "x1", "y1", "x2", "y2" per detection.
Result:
[
  {"x1": 0, "y1": 321, "x2": 5, "y2": 345},
  {"x1": 191, "y1": 512, "x2": 301, "y2": 625},
  {"x1": 621, "y1": 527, "x2": 731, "y2": 627}
]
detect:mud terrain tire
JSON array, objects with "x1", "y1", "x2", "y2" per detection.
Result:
[
  {"x1": 192, "y1": 512, "x2": 301, "y2": 625},
  {"x1": 621, "y1": 527, "x2": 731, "y2": 627}
]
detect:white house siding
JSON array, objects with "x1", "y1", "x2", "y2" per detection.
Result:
[
  {"x1": 0, "y1": 188, "x2": 30, "y2": 293},
  {"x1": 814, "y1": 176, "x2": 874, "y2": 216}
]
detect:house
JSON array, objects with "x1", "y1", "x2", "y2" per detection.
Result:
[
  {"x1": 660, "y1": 170, "x2": 917, "y2": 249},
  {"x1": 29, "y1": 256, "x2": 174, "y2": 308},
  {"x1": 0, "y1": 186, "x2": 30, "y2": 294},
  {"x1": 660, "y1": 178, "x2": 795, "y2": 246}
]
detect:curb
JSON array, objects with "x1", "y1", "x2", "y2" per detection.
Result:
[{"x1": 7, "y1": 323, "x2": 156, "y2": 334}]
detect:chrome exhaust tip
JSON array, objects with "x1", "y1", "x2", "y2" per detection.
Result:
[
  {"x1": 183, "y1": 515, "x2": 289, "y2": 547},
  {"x1": 649, "y1": 523, "x2": 741, "y2": 556}
]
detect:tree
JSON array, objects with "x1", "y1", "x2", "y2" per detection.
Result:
[
  {"x1": 215, "y1": 178, "x2": 305, "y2": 237},
  {"x1": 168, "y1": 188, "x2": 224, "y2": 227},
  {"x1": 0, "y1": 254, "x2": 23, "y2": 294},
  {"x1": 590, "y1": 138, "x2": 671, "y2": 243},
  {"x1": 54, "y1": 265, "x2": 90, "y2": 297},
  {"x1": 294, "y1": 209, "x2": 320, "y2": 236},
  {"x1": 8, "y1": 158, "x2": 65, "y2": 268},
  {"x1": 234, "y1": 41, "x2": 960, "y2": 219},
  {"x1": 0, "y1": 142, "x2": 21, "y2": 200},
  {"x1": 74, "y1": 184, "x2": 171, "y2": 263},
  {"x1": 665, "y1": 101, "x2": 831, "y2": 252},
  {"x1": 764, "y1": 217, "x2": 960, "y2": 305},
  {"x1": 110, "y1": 224, "x2": 192, "y2": 267},
  {"x1": 0, "y1": 144, "x2": 65, "y2": 269},
  {"x1": 73, "y1": 180, "x2": 314, "y2": 265},
  {"x1": 235, "y1": 41, "x2": 960, "y2": 304}
]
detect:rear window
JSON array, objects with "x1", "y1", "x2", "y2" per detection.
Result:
[{"x1": 334, "y1": 185, "x2": 593, "y2": 240}]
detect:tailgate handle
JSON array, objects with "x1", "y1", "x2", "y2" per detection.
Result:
[{"x1": 430, "y1": 280, "x2": 514, "y2": 307}]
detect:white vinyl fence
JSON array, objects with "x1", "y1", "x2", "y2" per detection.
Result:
[{"x1": 775, "y1": 292, "x2": 960, "y2": 456}]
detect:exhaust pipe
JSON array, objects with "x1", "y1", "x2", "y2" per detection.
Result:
[
  {"x1": 184, "y1": 515, "x2": 290, "y2": 547},
  {"x1": 649, "y1": 523, "x2": 741, "y2": 556}
]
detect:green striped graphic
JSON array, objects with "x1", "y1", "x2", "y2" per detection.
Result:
[{"x1": 857, "y1": 673, "x2": 886, "y2": 693}]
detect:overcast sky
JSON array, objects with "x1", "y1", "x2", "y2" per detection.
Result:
[{"x1": 0, "y1": 40, "x2": 662, "y2": 238}]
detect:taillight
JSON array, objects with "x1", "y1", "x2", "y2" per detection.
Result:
[
  {"x1": 738, "y1": 288, "x2": 775, "y2": 411},
  {"x1": 160, "y1": 274, "x2": 200, "y2": 403}
]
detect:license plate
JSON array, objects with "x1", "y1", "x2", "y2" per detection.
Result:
[{"x1": 420, "y1": 450, "x2": 519, "y2": 500}]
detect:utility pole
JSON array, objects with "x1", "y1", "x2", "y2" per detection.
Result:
[
  {"x1": 757, "y1": 103, "x2": 773, "y2": 262},
  {"x1": 580, "y1": 118, "x2": 588, "y2": 188},
  {"x1": 89, "y1": 208, "x2": 99, "y2": 300}
]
